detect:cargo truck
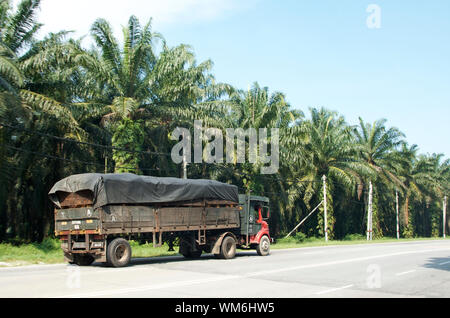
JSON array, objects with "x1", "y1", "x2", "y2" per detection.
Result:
[{"x1": 49, "y1": 173, "x2": 271, "y2": 267}]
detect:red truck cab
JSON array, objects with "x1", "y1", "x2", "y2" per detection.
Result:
[{"x1": 238, "y1": 194, "x2": 271, "y2": 256}]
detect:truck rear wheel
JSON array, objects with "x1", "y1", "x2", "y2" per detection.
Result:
[
  {"x1": 256, "y1": 235, "x2": 270, "y2": 256},
  {"x1": 73, "y1": 254, "x2": 95, "y2": 266},
  {"x1": 188, "y1": 250, "x2": 202, "y2": 258},
  {"x1": 106, "y1": 238, "x2": 131, "y2": 267},
  {"x1": 220, "y1": 236, "x2": 236, "y2": 259},
  {"x1": 180, "y1": 238, "x2": 202, "y2": 259}
]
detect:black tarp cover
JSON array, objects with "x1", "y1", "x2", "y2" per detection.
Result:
[{"x1": 49, "y1": 173, "x2": 239, "y2": 209}]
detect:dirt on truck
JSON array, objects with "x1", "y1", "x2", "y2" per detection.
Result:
[{"x1": 48, "y1": 173, "x2": 271, "y2": 267}]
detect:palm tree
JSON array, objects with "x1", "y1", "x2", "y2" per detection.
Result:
[
  {"x1": 353, "y1": 118, "x2": 406, "y2": 237},
  {"x1": 397, "y1": 149, "x2": 450, "y2": 237},
  {"x1": 0, "y1": 0, "x2": 87, "y2": 241},
  {"x1": 0, "y1": 0, "x2": 41, "y2": 52},
  {"x1": 70, "y1": 16, "x2": 225, "y2": 173},
  {"x1": 285, "y1": 108, "x2": 373, "y2": 239},
  {"x1": 0, "y1": 0, "x2": 39, "y2": 115},
  {"x1": 196, "y1": 82, "x2": 301, "y2": 234},
  {"x1": 353, "y1": 118, "x2": 406, "y2": 185},
  {"x1": 208, "y1": 83, "x2": 301, "y2": 186}
]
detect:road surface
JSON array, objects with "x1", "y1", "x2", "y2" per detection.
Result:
[{"x1": 1, "y1": 240, "x2": 450, "y2": 298}]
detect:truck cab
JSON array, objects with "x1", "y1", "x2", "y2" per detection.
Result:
[{"x1": 238, "y1": 194, "x2": 271, "y2": 255}]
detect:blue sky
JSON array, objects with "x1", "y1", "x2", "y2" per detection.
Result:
[{"x1": 30, "y1": 0, "x2": 450, "y2": 158}]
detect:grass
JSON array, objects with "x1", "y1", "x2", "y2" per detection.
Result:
[
  {"x1": 129, "y1": 241, "x2": 179, "y2": 258},
  {"x1": 0, "y1": 238, "x2": 180, "y2": 267},
  {"x1": 0, "y1": 238, "x2": 64, "y2": 266},
  {"x1": 272, "y1": 234, "x2": 445, "y2": 250},
  {"x1": 0, "y1": 235, "x2": 446, "y2": 267}
]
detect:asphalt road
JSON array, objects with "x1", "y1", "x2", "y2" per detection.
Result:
[{"x1": 1, "y1": 240, "x2": 450, "y2": 298}]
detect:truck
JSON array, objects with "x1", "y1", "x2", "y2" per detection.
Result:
[{"x1": 49, "y1": 173, "x2": 271, "y2": 267}]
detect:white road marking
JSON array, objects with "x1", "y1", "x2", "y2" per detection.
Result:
[
  {"x1": 245, "y1": 247, "x2": 450, "y2": 278},
  {"x1": 395, "y1": 270, "x2": 416, "y2": 276},
  {"x1": 315, "y1": 284, "x2": 354, "y2": 295},
  {"x1": 303, "y1": 251, "x2": 325, "y2": 255},
  {"x1": 439, "y1": 261, "x2": 450, "y2": 265}
]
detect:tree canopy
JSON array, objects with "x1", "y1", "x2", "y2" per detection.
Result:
[{"x1": 0, "y1": 1, "x2": 448, "y2": 242}]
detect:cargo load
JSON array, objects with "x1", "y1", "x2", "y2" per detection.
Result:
[{"x1": 49, "y1": 173, "x2": 239, "y2": 209}]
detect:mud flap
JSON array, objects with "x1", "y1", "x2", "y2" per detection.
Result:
[{"x1": 94, "y1": 252, "x2": 107, "y2": 263}]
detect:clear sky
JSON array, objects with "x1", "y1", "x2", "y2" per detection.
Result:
[{"x1": 23, "y1": 0, "x2": 450, "y2": 158}]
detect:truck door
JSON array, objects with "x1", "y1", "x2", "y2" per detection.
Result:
[{"x1": 247, "y1": 201, "x2": 262, "y2": 235}]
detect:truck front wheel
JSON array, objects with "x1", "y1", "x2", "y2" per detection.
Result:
[
  {"x1": 106, "y1": 238, "x2": 131, "y2": 267},
  {"x1": 219, "y1": 236, "x2": 236, "y2": 259},
  {"x1": 256, "y1": 236, "x2": 270, "y2": 256}
]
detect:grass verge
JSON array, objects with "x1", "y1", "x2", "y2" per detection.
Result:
[
  {"x1": 0, "y1": 238, "x2": 180, "y2": 267},
  {"x1": 0, "y1": 238, "x2": 63, "y2": 266},
  {"x1": 272, "y1": 235, "x2": 445, "y2": 250}
]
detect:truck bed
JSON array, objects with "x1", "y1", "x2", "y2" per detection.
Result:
[{"x1": 55, "y1": 204, "x2": 241, "y2": 236}]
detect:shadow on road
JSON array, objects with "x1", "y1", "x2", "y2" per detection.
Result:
[
  {"x1": 91, "y1": 251, "x2": 259, "y2": 268},
  {"x1": 423, "y1": 257, "x2": 450, "y2": 271}
]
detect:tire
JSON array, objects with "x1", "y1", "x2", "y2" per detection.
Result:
[
  {"x1": 179, "y1": 238, "x2": 191, "y2": 258},
  {"x1": 189, "y1": 250, "x2": 202, "y2": 258},
  {"x1": 256, "y1": 235, "x2": 270, "y2": 256},
  {"x1": 180, "y1": 238, "x2": 202, "y2": 258},
  {"x1": 220, "y1": 236, "x2": 236, "y2": 260},
  {"x1": 106, "y1": 238, "x2": 132, "y2": 267},
  {"x1": 73, "y1": 254, "x2": 95, "y2": 266}
]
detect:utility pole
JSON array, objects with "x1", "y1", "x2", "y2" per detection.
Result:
[
  {"x1": 322, "y1": 175, "x2": 328, "y2": 242},
  {"x1": 396, "y1": 190, "x2": 400, "y2": 239},
  {"x1": 367, "y1": 181, "x2": 373, "y2": 241},
  {"x1": 444, "y1": 195, "x2": 447, "y2": 239},
  {"x1": 246, "y1": 190, "x2": 252, "y2": 247}
]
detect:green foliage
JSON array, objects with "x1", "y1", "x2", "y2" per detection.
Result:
[
  {"x1": 37, "y1": 237, "x2": 60, "y2": 250},
  {"x1": 0, "y1": 2, "x2": 448, "y2": 246},
  {"x1": 275, "y1": 234, "x2": 324, "y2": 246},
  {"x1": 343, "y1": 233, "x2": 365, "y2": 241},
  {"x1": 0, "y1": 237, "x2": 63, "y2": 264},
  {"x1": 111, "y1": 118, "x2": 145, "y2": 173},
  {"x1": 294, "y1": 232, "x2": 307, "y2": 243},
  {"x1": 403, "y1": 223, "x2": 415, "y2": 239}
]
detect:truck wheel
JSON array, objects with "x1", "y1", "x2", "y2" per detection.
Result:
[
  {"x1": 180, "y1": 239, "x2": 202, "y2": 258},
  {"x1": 106, "y1": 238, "x2": 131, "y2": 267},
  {"x1": 189, "y1": 250, "x2": 202, "y2": 258},
  {"x1": 73, "y1": 254, "x2": 95, "y2": 266},
  {"x1": 256, "y1": 236, "x2": 270, "y2": 256},
  {"x1": 220, "y1": 236, "x2": 236, "y2": 259}
]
